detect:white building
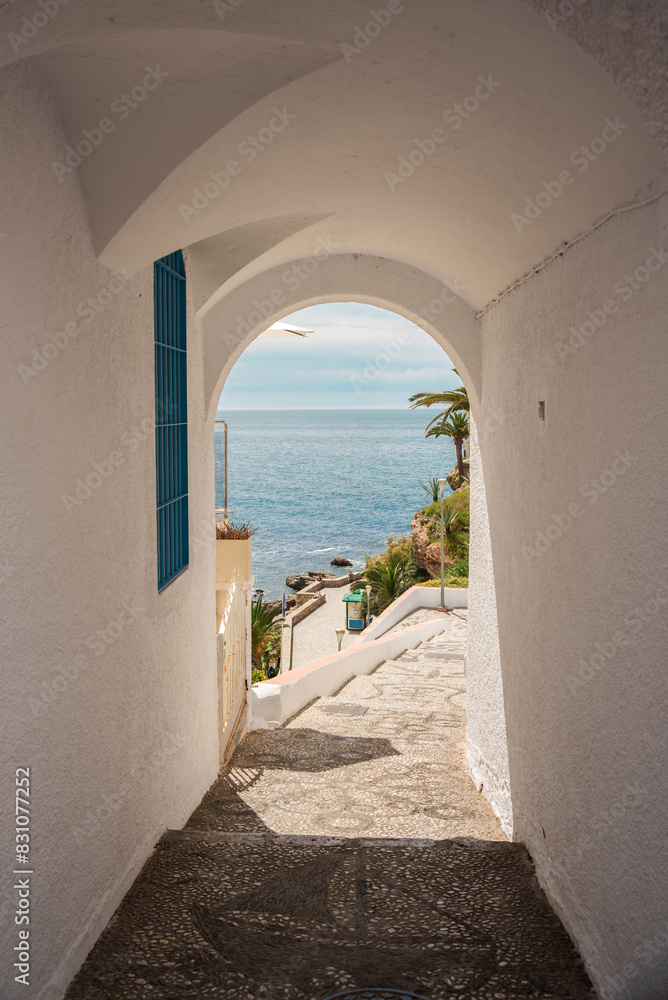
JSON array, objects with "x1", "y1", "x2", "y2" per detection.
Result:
[{"x1": 0, "y1": 3, "x2": 667, "y2": 998}]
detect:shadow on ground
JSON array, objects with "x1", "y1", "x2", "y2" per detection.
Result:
[
  {"x1": 64, "y1": 832, "x2": 595, "y2": 1000},
  {"x1": 64, "y1": 627, "x2": 595, "y2": 1000},
  {"x1": 185, "y1": 730, "x2": 402, "y2": 835}
]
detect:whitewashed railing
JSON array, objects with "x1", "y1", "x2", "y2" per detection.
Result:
[{"x1": 217, "y1": 571, "x2": 250, "y2": 760}]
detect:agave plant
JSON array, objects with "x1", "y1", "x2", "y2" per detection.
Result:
[
  {"x1": 443, "y1": 504, "x2": 465, "y2": 535},
  {"x1": 442, "y1": 504, "x2": 469, "y2": 559},
  {"x1": 420, "y1": 477, "x2": 441, "y2": 502}
]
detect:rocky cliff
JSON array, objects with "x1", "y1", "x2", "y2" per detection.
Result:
[{"x1": 411, "y1": 514, "x2": 455, "y2": 578}]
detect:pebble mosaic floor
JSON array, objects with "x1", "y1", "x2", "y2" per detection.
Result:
[{"x1": 64, "y1": 609, "x2": 595, "y2": 1000}]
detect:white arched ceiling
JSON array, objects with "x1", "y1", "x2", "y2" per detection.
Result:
[{"x1": 5, "y1": 0, "x2": 664, "y2": 312}]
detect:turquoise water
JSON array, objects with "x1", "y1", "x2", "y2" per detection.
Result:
[{"x1": 214, "y1": 410, "x2": 455, "y2": 598}]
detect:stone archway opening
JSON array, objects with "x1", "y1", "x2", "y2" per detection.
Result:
[
  {"x1": 204, "y1": 287, "x2": 510, "y2": 819},
  {"x1": 213, "y1": 298, "x2": 471, "y2": 604}
]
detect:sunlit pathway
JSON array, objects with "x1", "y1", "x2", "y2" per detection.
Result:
[
  {"x1": 64, "y1": 610, "x2": 595, "y2": 1000},
  {"x1": 291, "y1": 582, "x2": 355, "y2": 668},
  {"x1": 192, "y1": 608, "x2": 498, "y2": 842}
]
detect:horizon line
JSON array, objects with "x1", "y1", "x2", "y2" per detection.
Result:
[{"x1": 216, "y1": 406, "x2": 418, "y2": 411}]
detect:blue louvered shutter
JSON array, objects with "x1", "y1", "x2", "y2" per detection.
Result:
[{"x1": 154, "y1": 251, "x2": 189, "y2": 590}]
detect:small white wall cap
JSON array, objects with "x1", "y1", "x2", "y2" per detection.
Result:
[{"x1": 258, "y1": 323, "x2": 312, "y2": 338}]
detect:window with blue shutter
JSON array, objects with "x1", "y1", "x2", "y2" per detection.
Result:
[{"x1": 154, "y1": 250, "x2": 189, "y2": 591}]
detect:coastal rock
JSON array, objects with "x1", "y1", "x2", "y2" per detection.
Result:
[
  {"x1": 265, "y1": 596, "x2": 297, "y2": 615},
  {"x1": 411, "y1": 515, "x2": 455, "y2": 579},
  {"x1": 331, "y1": 556, "x2": 353, "y2": 567},
  {"x1": 285, "y1": 573, "x2": 312, "y2": 591},
  {"x1": 446, "y1": 460, "x2": 470, "y2": 492},
  {"x1": 285, "y1": 571, "x2": 337, "y2": 592}
]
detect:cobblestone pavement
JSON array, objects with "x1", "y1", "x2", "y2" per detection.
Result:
[
  {"x1": 384, "y1": 605, "x2": 453, "y2": 635},
  {"x1": 186, "y1": 609, "x2": 485, "y2": 842},
  {"x1": 64, "y1": 609, "x2": 595, "y2": 1000}
]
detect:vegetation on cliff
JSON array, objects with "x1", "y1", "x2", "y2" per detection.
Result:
[
  {"x1": 411, "y1": 487, "x2": 469, "y2": 585},
  {"x1": 420, "y1": 488, "x2": 469, "y2": 557},
  {"x1": 408, "y1": 372, "x2": 471, "y2": 582},
  {"x1": 353, "y1": 378, "x2": 472, "y2": 613},
  {"x1": 353, "y1": 536, "x2": 429, "y2": 616}
]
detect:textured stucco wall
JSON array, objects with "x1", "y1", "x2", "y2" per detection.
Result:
[
  {"x1": 467, "y1": 421, "x2": 513, "y2": 838},
  {"x1": 526, "y1": 0, "x2": 668, "y2": 162},
  {"x1": 477, "y1": 199, "x2": 668, "y2": 999},
  {"x1": 0, "y1": 65, "x2": 219, "y2": 1000}
]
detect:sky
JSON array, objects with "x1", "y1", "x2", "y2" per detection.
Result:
[{"x1": 218, "y1": 302, "x2": 458, "y2": 410}]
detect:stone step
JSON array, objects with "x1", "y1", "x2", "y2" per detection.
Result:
[{"x1": 164, "y1": 827, "x2": 521, "y2": 852}]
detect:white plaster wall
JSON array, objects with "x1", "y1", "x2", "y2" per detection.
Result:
[
  {"x1": 0, "y1": 65, "x2": 219, "y2": 1000},
  {"x1": 352, "y1": 585, "x2": 468, "y2": 645},
  {"x1": 466, "y1": 422, "x2": 513, "y2": 837},
  {"x1": 477, "y1": 200, "x2": 668, "y2": 999}
]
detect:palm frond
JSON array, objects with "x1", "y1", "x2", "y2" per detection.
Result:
[
  {"x1": 409, "y1": 385, "x2": 470, "y2": 442},
  {"x1": 426, "y1": 412, "x2": 469, "y2": 441},
  {"x1": 351, "y1": 550, "x2": 410, "y2": 614},
  {"x1": 251, "y1": 597, "x2": 282, "y2": 665}
]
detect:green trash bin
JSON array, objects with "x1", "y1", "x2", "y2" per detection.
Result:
[{"x1": 343, "y1": 591, "x2": 365, "y2": 631}]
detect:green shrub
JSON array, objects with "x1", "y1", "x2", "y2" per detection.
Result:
[
  {"x1": 251, "y1": 597, "x2": 282, "y2": 667},
  {"x1": 365, "y1": 535, "x2": 428, "y2": 585},
  {"x1": 251, "y1": 668, "x2": 267, "y2": 684},
  {"x1": 444, "y1": 557, "x2": 469, "y2": 578}
]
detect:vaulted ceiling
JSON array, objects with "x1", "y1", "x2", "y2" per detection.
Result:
[{"x1": 3, "y1": 0, "x2": 665, "y2": 312}]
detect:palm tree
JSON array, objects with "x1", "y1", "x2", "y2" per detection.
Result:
[
  {"x1": 251, "y1": 597, "x2": 282, "y2": 668},
  {"x1": 426, "y1": 411, "x2": 469, "y2": 486},
  {"x1": 352, "y1": 551, "x2": 409, "y2": 614},
  {"x1": 408, "y1": 369, "x2": 470, "y2": 432}
]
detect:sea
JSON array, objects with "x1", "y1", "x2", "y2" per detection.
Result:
[{"x1": 214, "y1": 409, "x2": 456, "y2": 598}]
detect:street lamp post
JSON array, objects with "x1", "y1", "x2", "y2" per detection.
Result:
[
  {"x1": 335, "y1": 628, "x2": 345, "y2": 652},
  {"x1": 214, "y1": 419, "x2": 236, "y2": 522},
  {"x1": 438, "y1": 477, "x2": 448, "y2": 611},
  {"x1": 365, "y1": 585, "x2": 372, "y2": 625},
  {"x1": 215, "y1": 419, "x2": 229, "y2": 519}
]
